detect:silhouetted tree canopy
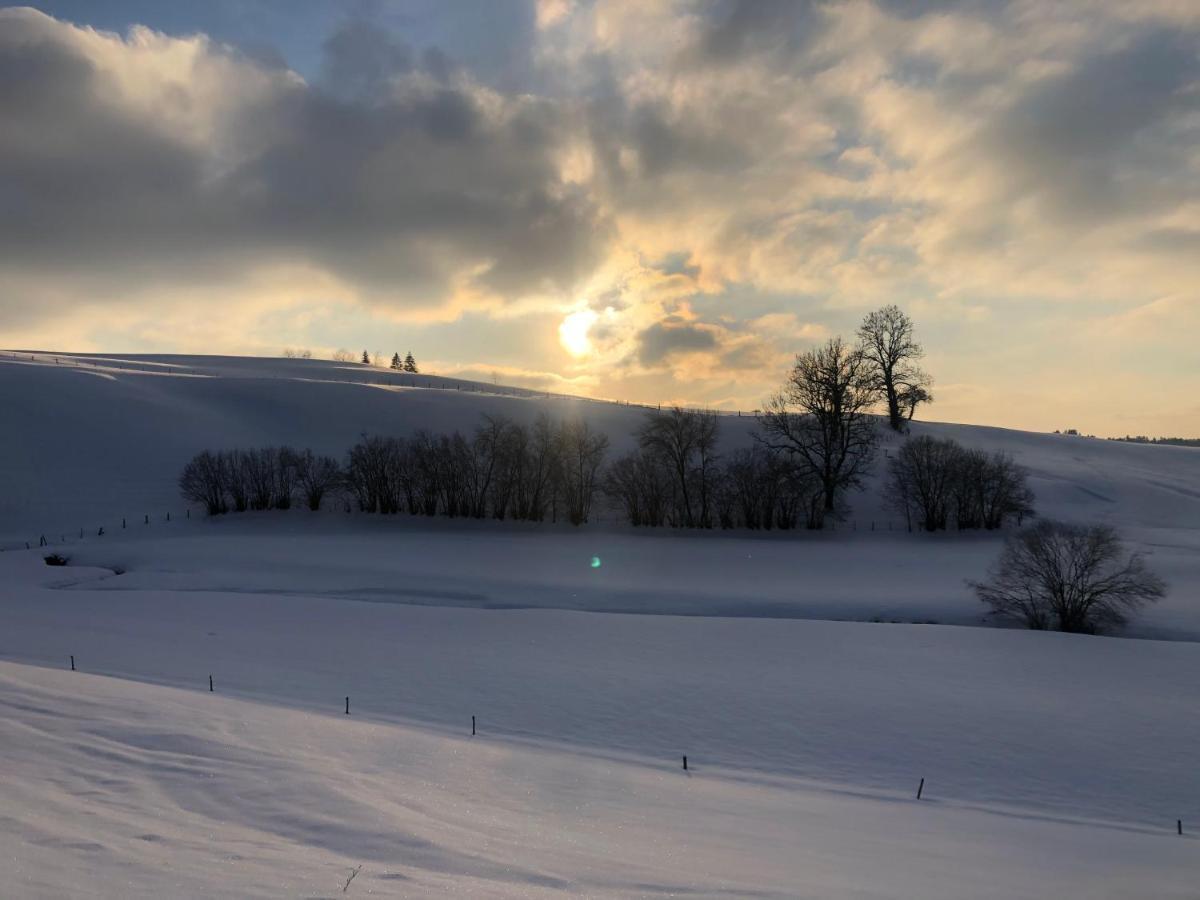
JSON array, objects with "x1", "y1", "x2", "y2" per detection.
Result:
[
  {"x1": 858, "y1": 305, "x2": 933, "y2": 431},
  {"x1": 971, "y1": 521, "x2": 1165, "y2": 633}
]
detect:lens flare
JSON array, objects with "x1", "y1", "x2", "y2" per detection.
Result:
[{"x1": 590, "y1": 556, "x2": 601, "y2": 568}]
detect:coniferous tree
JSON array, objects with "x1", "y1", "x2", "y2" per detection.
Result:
[
  {"x1": 403, "y1": 352, "x2": 418, "y2": 373},
  {"x1": 361, "y1": 350, "x2": 371, "y2": 365},
  {"x1": 390, "y1": 352, "x2": 401, "y2": 370}
]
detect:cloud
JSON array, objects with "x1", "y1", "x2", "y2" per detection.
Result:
[
  {"x1": 635, "y1": 319, "x2": 718, "y2": 366},
  {"x1": 2, "y1": 2, "x2": 1199, "y2": 432},
  {"x1": 0, "y1": 7, "x2": 609, "y2": 328}
]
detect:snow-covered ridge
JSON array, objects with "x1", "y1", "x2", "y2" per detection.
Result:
[
  {"x1": 2, "y1": 350, "x2": 1196, "y2": 539},
  {"x1": 3, "y1": 350, "x2": 1197, "y2": 637}
]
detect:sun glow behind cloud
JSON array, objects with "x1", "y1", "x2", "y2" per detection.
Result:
[
  {"x1": 1, "y1": 2, "x2": 1198, "y2": 434},
  {"x1": 558, "y1": 309, "x2": 597, "y2": 357}
]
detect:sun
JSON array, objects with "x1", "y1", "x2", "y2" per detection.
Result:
[{"x1": 558, "y1": 309, "x2": 597, "y2": 357}]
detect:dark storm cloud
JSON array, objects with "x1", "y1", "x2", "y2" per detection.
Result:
[
  {"x1": 636, "y1": 320, "x2": 718, "y2": 366},
  {"x1": 0, "y1": 7, "x2": 607, "y2": 314}
]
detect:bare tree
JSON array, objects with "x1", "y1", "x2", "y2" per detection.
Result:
[
  {"x1": 971, "y1": 520, "x2": 1166, "y2": 633},
  {"x1": 296, "y1": 450, "x2": 341, "y2": 511},
  {"x1": 179, "y1": 451, "x2": 229, "y2": 515},
  {"x1": 758, "y1": 337, "x2": 878, "y2": 527},
  {"x1": 719, "y1": 446, "x2": 815, "y2": 530},
  {"x1": 511, "y1": 413, "x2": 558, "y2": 521},
  {"x1": 557, "y1": 418, "x2": 609, "y2": 526},
  {"x1": 887, "y1": 437, "x2": 1034, "y2": 531},
  {"x1": 636, "y1": 408, "x2": 720, "y2": 528},
  {"x1": 345, "y1": 435, "x2": 401, "y2": 513},
  {"x1": 950, "y1": 448, "x2": 1034, "y2": 530},
  {"x1": 222, "y1": 450, "x2": 250, "y2": 511},
  {"x1": 272, "y1": 446, "x2": 300, "y2": 509},
  {"x1": 857, "y1": 305, "x2": 933, "y2": 431},
  {"x1": 897, "y1": 380, "x2": 932, "y2": 423},
  {"x1": 333, "y1": 348, "x2": 355, "y2": 363},
  {"x1": 604, "y1": 448, "x2": 671, "y2": 527},
  {"x1": 465, "y1": 415, "x2": 508, "y2": 518},
  {"x1": 241, "y1": 447, "x2": 277, "y2": 511},
  {"x1": 885, "y1": 435, "x2": 959, "y2": 531}
]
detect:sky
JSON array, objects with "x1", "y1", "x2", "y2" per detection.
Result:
[{"x1": 1, "y1": 1, "x2": 1197, "y2": 436}]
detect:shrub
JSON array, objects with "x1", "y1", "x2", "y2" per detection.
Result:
[{"x1": 971, "y1": 520, "x2": 1166, "y2": 633}]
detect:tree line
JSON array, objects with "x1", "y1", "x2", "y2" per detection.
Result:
[
  {"x1": 179, "y1": 447, "x2": 341, "y2": 516},
  {"x1": 342, "y1": 416, "x2": 607, "y2": 525},
  {"x1": 884, "y1": 435, "x2": 1033, "y2": 532},
  {"x1": 182, "y1": 306, "x2": 1039, "y2": 532},
  {"x1": 180, "y1": 414, "x2": 609, "y2": 526},
  {"x1": 180, "y1": 419, "x2": 1033, "y2": 534}
]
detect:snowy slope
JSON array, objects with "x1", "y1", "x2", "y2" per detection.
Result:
[
  {"x1": 2, "y1": 350, "x2": 1197, "y2": 635},
  {"x1": 2, "y1": 349, "x2": 1197, "y2": 537},
  {"x1": 5, "y1": 660, "x2": 1196, "y2": 899},
  {"x1": 3, "y1": 543, "x2": 1200, "y2": 830},
  {"x1": 3, "y1": 350, "x2": 1200, "y2": 896}
]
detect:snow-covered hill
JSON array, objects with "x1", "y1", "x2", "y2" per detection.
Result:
[
  {"x1": 3, "y1": 349, "x2": 1197, "y2": 537},
  {"x1": 3, "y1": 350, "x2": 1197, "y2": 634},
  {"x1": 2, "y1": 351, "x2": 1199, "y2": 896}
]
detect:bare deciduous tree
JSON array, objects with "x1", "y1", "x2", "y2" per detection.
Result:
[
  {"x1": 272, "y1": 446, "x2": 300, "y2": 509},
  {"x1": 604, "y1": 448, "x2": 671, "y2": 527},
  {"x1": 296, "y1": 449, "x2": 341, "y2": 511},
  {"x1": 885, "y1": 435, "x2": 958, "y2": 531},
  {"x1": 558, "y1": 418, "x2": 609, "y2": 525},
  {"x1": 971, "y1": 520, "x2": 1166, "y2": 633},
  {"x1": 950, "y1": 448, "x2": 1034, "y2": 530},
  {"x1": 222, "y1": 450, "x2": 250, "y2": 511},
  {"x1": 888, "y1": 436, "x2": 1034, "y2": 532},
  {"x1": 758, "y1": 337, "x2": 878, "y2": 527},
  {"x1": 636, "y1": 408, "x2": 720, "y2": 527},
  {"x1": 179, "y1": 451, "x2": 229, "y2": 515},
  {"x1": 858, "y1": 305, "x2": 933, "y2": 431},
  {"x1": 241, "y1": 447, "x2": 277, "y2": 511}
]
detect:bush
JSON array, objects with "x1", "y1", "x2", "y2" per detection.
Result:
[
  {"x1": 886, "y1": 435, "x2": 1034, "y2": 531},
  {"x1": 44, "y1": 553, "x2": 68, "y2": 566},
  {"x1": 970, "y1": 520, "x2": 1166, "y2": 633},
  {"x1": 179, "y1": 450, "x2": 229, "y2": 515}
]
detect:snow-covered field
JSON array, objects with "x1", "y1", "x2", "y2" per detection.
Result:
[{"x1": 2, "y1": 352, "x2": 1199, "y2": 896}]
